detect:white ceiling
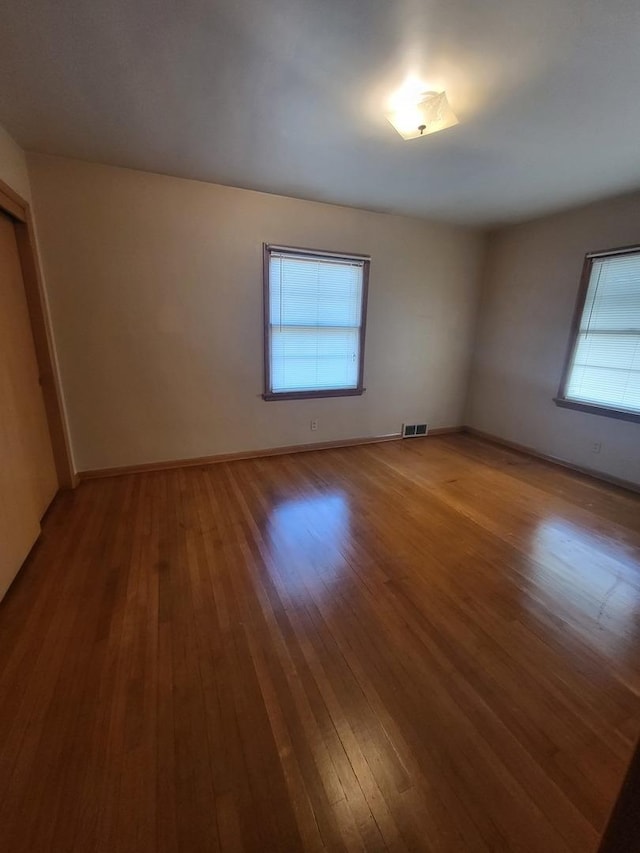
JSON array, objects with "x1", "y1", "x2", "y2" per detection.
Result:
[{"x1": 1, "y1": 0, "x2": 639, "y2": 225}]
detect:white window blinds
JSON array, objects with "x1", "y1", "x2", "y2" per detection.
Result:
[
  {"x1": 265, "y1": 247, "x2": 368, "y2": 396},
  {"x1": 564, "y1": 250, "x2": 640, "y2": 414}
]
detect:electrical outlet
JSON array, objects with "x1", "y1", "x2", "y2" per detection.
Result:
[
  {"x1": 592, "y1": 441, "x2": 602, "y2": 454},
  {"x1": 310, "y1": 419, "x2": 318, "y2": 431}
]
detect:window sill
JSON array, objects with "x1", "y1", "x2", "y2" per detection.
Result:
[
  {"x1": 553, "y1": 397, "x2": 640, "y2": 424},
  {"x1": 263, "y1": 388, "x2": 365, "y2": 402}
]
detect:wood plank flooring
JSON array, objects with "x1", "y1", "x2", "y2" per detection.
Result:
[{"x1": 1, "y1": 434, "x2": 639, "y2": 852}]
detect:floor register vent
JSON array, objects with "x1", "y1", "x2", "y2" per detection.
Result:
[{"x1": 402, "y1": 423, "x2": 428, "y2": 438}]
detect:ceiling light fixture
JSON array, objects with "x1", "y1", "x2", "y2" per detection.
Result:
[{"x1": 386, "y1": 90, "x2": 458, "y2": 140}]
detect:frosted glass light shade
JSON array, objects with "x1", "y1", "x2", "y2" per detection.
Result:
[{"x1": 386, "y1": 91, "x2": 458, "y2": 140}]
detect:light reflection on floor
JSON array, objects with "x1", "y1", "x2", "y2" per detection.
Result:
[
  {"x1": 266, "y1": 491, "x2": 351, "y2": 603},
  {"x1": 530, "y1": 517, "x2": 640, "y2": 651}
]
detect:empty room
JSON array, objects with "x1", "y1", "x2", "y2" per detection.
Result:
[{"x1": 1, "y1": 1, "x2": 639, "y2": 851}]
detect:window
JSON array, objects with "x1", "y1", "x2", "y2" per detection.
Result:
[
  {"x1": 556, "y1": 246, "x2": 640, "y2": 422},
  {"x1": 263, "y1": 244, "x2": 369, "y2": 400}
]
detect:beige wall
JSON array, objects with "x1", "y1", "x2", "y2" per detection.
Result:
[
  {"x1": 0, "y1": 124, "x2": 31, "y2": 201},
  {"x1": 28, "y1": 154, "x2": 484, "y2": 472},
  {"x1": 467, "y1": 191, "x2": 640, "y2": 487}
]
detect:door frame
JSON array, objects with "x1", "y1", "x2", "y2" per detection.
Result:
[{"x1": 0, "y1": 177, "x2": 76, "y2": 489}]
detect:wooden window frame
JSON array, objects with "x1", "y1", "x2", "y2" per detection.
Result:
[
  {"x1": 0, "y1": 177, "x2": 76, "y2": 488},
  {"x1": 554, "y1": 244, "x2": 640, "y2": 425},
  {"x1": 262, "y1": 243, "x2": 370, "y2": 401}
]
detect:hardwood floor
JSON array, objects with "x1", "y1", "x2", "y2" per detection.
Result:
[{"x1": 1, "y1": 434, "x2": 639, "y2": 852}]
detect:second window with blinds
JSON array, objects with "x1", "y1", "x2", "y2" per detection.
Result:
[
  {"x1": 556, "y1": 245, "x2": 640, "y2": 422},
  {"x1": 263, "y1": 245, "x2": 370, "y2": 400}
]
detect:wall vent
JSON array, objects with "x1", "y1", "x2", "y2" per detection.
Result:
[{"x1": 402, "y1": 423, "x2": 428, "y2": 438}]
